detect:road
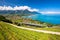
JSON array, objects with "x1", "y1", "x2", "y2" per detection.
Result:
[{"x1": 7, "y1": 23, "x2": 60, "y2": 35}]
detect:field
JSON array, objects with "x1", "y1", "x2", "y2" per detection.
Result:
[
  {"x1": 36, "y1": 27, "x2": 60, "y2": 32},
  {"x1": 13, "y1": 19, "x2": 60, "y2": 32},
  {"x1": 0, "y1": 21, "x2": 60, "y2": 40},
  {"x1": 22, "y1": 25, "x2": 60, "y2": 32}
]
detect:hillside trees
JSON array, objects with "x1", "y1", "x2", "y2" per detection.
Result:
[{"x1": 0, "y1": 15, "x2": 12, "y2": 23}]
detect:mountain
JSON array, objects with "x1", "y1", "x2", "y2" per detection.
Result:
[{"x1": 0, "y1": 10, "x2": 40, "y2": 16}]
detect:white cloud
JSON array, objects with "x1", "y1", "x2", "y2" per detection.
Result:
[
  {"x1": 0, "y1": 6, "x2": 39, "y2": 12},
  {"x1": 0, "y1": 6, "x2": 13, "y2": 10},
  {"x1": 40, "y1": 11, "x2": 60, "y2": 14},
  {"x1": 1, "y1": 6, "x2": 60, "y2": 14}
]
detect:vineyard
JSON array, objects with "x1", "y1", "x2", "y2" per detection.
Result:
[{"x1": 0, "y1": 22, "x2": 60, "y2": 40}]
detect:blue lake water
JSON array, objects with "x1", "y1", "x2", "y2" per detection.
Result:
[{"x1": 24, "y1": 14, "x2": 60, "y2": 24}]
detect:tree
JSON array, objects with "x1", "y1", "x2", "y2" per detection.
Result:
[
  {"x1": 0, "y1": 15, "x2": 12, "y2": 23},
  {"x1": 47, "y1": 23, "x2": 53, "y2": 27},
  {"x1": 0, "y1": 15, "x2": 6, "y2": 21}
]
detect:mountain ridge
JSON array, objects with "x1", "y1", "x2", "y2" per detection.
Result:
[{"x1": 0, "y1": 9, "x2": 40, "y2": 16}]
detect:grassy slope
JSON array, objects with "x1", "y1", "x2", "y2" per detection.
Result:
[
  {"x1": 13, "y1": 19, "x2": 60, "y2": 32},
  {"x1": 25, "y1": 26, "x2": 60, "y2": 32},
  {"x1": 0, "y1": 22, "x2": 60, "y2": 40},
  {"x1": 37, "y1": 27, "x2": 60, "y2": 32}
]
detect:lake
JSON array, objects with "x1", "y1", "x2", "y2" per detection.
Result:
[{"x1": 24, "y1": 14, "x2": 60, "y2": 24}]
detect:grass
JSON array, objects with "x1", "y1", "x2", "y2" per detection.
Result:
[
  {"x1": 15, "y1": 23, "x2": 60, "y2": 32},
  {"x1": 37, "y1": 27, "x2": 60, "y2": 32},
  {"x1": 13, "y1": 19, "x2": 60, "y2": 32},
  {"x1": 0, "y1": 21, "x2": 60, "y2": 40},
  {"x1": 21, "y1": 25, "x2": 60, "y2": 32},
  {"x1": 13, "y1": 19, "x2": 41, "y2": 24}
]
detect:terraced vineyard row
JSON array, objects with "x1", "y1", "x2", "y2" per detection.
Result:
[{"x1": 0, "y1": 22, "x2": 60, "y2": 40}]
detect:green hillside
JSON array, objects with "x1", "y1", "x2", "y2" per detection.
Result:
[{"x1": 0, "y1": 21, "x2": 60, "y2": 40}]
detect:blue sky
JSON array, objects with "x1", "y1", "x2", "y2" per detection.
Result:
[{"x1": 0, "y1": 0, "x2": 60, "y2": 13}]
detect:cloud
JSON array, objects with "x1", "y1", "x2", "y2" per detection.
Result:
[
  {"x1": 40, "y1": 11, "x2": 60, "y2": 14},
  {"x1": 1, "y1": 6, "x2": 60, "y2": 14},
  {"x1": 0, "y1": 6, "x2": 39, "y2": 12}
]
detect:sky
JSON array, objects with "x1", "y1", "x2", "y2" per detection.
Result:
[{"x1": 0, "y1": 0, "x2": 60, "y2": 14}]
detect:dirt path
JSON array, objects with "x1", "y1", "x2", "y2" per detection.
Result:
[{"x1": 7, "y1": 23, "x2": 60, "y2": 35}]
